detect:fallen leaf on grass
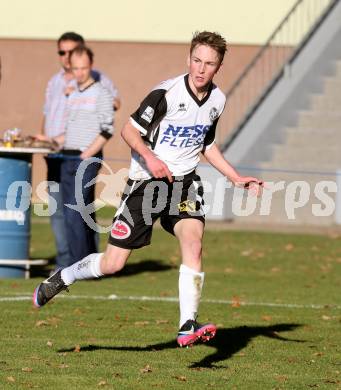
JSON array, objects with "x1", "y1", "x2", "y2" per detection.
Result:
[
  {"x1": 134, "y1": 321, "x2": 150, "y2": 326},
  {"x1": 287, "y1": 357, "x2": 298, "y2": 363},
  {"x1": 98, "y1": 380, "x2": 107, "y2": 386},
  {"x1": 74, "y1": 345, "x2": 81, "y2": 353},
  {"x1": 284, "y1": 243, "x2": 294, "y2": 251},
  {"x1": 58, "y1": 364, "x2": 69, "y2": 369},
  {"x1": 35, "y1": 320, "x2": 49, "y2": 327},
  {"x1": 156, "y1": 319, "x2": 169, "y2": 325},
  {"x1": 46, "y1": 341, "x2": 53, "y2": 347},
  {"x1": 261, "y1": 315, "x2": 272, "y2": 322},
  {"x1": 75, "y1": 321, "x2": 87, "y2": 328},
  {"x1": 275, "y1": 375, "x2": 287, "y2": 382},
  {"x1": 174, "y1": 375, "x2": 187, "y2": 382},
  {"x1": 271, "y1": 267, "x2": 281, "y2": 273},
  {"x1": 313, "y1": 352, "x2": 324, "y2": 357},
  {"x1": 159, "y1": 291, "x2": 170, "y2": 297},
  {"x1": 7, "y1": 376, "x2": 15, "y2": 382},
  {"x1": 224, "y1": 267, "x2": 234, "y2": 274},
  {"x1": 241, "y1": 249, "x2": 253, "y2": 257},
  {"x1": 73, "y1": 308, "x2": 84, "y2": 315},
  {"x1": 22, "y1": 367, "x2": 33, "y2": 372},
  {"x1": 231, "y1": 296, "x2": 242, "y2": 308},
  {"x1": 24, "y1": 382, "x2": 39, "y2": 388},
  {"x1": 322, "y1": 315, "x2": 331, "y2": 320},
  {"x1": 140, "y1": 364, "x2": 152, "y2": 373}
]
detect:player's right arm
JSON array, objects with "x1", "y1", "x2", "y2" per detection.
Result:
[
  {"x1": 121, "y1": 87, "x2": 173, "y2": 182},
  {"x1": 121, "y1": 121, "x2": 173, "y2": 182}
]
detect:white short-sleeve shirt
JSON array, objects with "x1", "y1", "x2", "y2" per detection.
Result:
[{"x1": 129, "y1": 73, "x2": 226, "y2": 180}]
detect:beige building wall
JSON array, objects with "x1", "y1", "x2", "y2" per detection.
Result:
[
  {"x1": 0, "y1": 0, "x2": 296, "y2": 44},
  {"x1": 0, "y1": 39, "x2": 260, "y2": 202}
]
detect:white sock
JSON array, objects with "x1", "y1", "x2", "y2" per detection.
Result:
[
  {"x1": 178, "y1": 264, "x2": 204, "y2": 328},
  {"x1": 61, "y1": 253, "x2": 104, "y2": 286}
]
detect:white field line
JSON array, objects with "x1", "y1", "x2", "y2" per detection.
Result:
[{"x1": 0, "y1": 293, "x2": 340, "y2": 310}]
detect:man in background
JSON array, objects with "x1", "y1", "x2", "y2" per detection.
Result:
[
  {"x1": 40, "y1": 32, "x2": 120, "y2": 271},
  {"x1": 59, "y1": 46, "x2": 114, "y2": 263}
]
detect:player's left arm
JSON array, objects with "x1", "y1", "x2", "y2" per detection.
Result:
[{"x1": 202, "y1": 143, "x2": 263, "y2": 190}]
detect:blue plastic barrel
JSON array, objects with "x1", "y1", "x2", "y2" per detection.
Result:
[{"x1": 0, "y1": 155, "x2": 31, "y2": 278}]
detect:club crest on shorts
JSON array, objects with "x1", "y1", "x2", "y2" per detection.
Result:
[
  {"x1": 111, "y1": 220, "x2": 131, "y2": 239},
  {"x1": 178, "y1": 200, "x2": 196, "y2": 212},
  {"x1": 209, "y1": 107, "x2": 219, "y2": 121}
]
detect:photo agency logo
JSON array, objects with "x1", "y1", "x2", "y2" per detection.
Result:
[
  {"x1": 2, "y1": 168, "x2": 339, "y2": 228},
  {"x1": 199, "y1": 177, "x2": 338, "y2": 220}
]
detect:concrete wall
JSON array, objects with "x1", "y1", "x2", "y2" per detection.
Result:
[{"x1": 225, "y1": 0, "x2": 341, "y2": 167}]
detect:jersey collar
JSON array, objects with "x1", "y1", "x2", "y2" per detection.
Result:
[{"x1": 184, "y1": 74, "x2": 213, "y2": 107}]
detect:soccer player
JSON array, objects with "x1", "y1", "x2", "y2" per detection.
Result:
[{"x1": 33, "y1": 31, "x2": 263, "y2": 347}]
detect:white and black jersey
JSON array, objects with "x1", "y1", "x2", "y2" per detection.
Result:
[{"x1": 129, "y1": 73, "x2": 226, "y2": 179}]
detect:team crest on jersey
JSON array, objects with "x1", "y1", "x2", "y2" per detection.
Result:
[
  {"x1": 111, "y1": 220, "x2": 131, "y2": 239},
  {"x1": 178, "y1": 200, "x2": 196, "y2": 212},
  {"x1": 178, "y1": 102, "x2": 187, "y2": 112},
  {"x1": 141, "y1": 106, "x2": 154, "y2": 123},
  {"x1": 209, "y1": 107, "x2": 219, "y2": 121}
]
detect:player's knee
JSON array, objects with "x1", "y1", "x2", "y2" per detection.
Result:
[
  {"x1": 185, "y1": 237, "x2": 202, "y2": 260},
  {"x1": 101, "y1": 253, "x2": 127, "y2": 274}
]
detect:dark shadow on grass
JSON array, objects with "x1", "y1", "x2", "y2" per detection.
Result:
[
  {"x1": 113, "y1": 259, "x2": 175, "y2": 277},
  {"x1": 29, "y1": 258, "x2": 174, "y2": 278},
  {"x1": 29, "y1": 256, "x2": 55, "y2": 278},
  {"x1": 58, "y1": 323, "x2": 304, "y2": 368}
]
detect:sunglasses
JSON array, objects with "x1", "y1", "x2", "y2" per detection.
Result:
[{"x1": 58, "y1": 50, "x2": 73, "y2": 56}]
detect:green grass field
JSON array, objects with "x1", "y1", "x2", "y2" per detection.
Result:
[{"x1": 0, "y1": 215, "x2": 340, "y2": 389}]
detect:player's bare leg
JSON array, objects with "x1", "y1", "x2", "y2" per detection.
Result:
[
  {"x1": 33, "y1": 244, "x2": 131, "y2": 308},
  {"x1": 174, "y1": 219, "x2": 216, "y2": 347}
]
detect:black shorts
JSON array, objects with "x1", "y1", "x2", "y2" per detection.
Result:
[{"x1": 108, "y1": 170, "x2": 205, "y2": 249}]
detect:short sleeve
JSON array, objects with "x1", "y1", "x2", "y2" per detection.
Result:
[
  {"x1": 203, "y1": 98, "x2": 226, "y2": 150},
  {"x1": 203, "y1": 118, "x2": 219, "y2": 150},
  {"x1": 130, "y1": 89, "x2": 167, "y2": 139}
]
